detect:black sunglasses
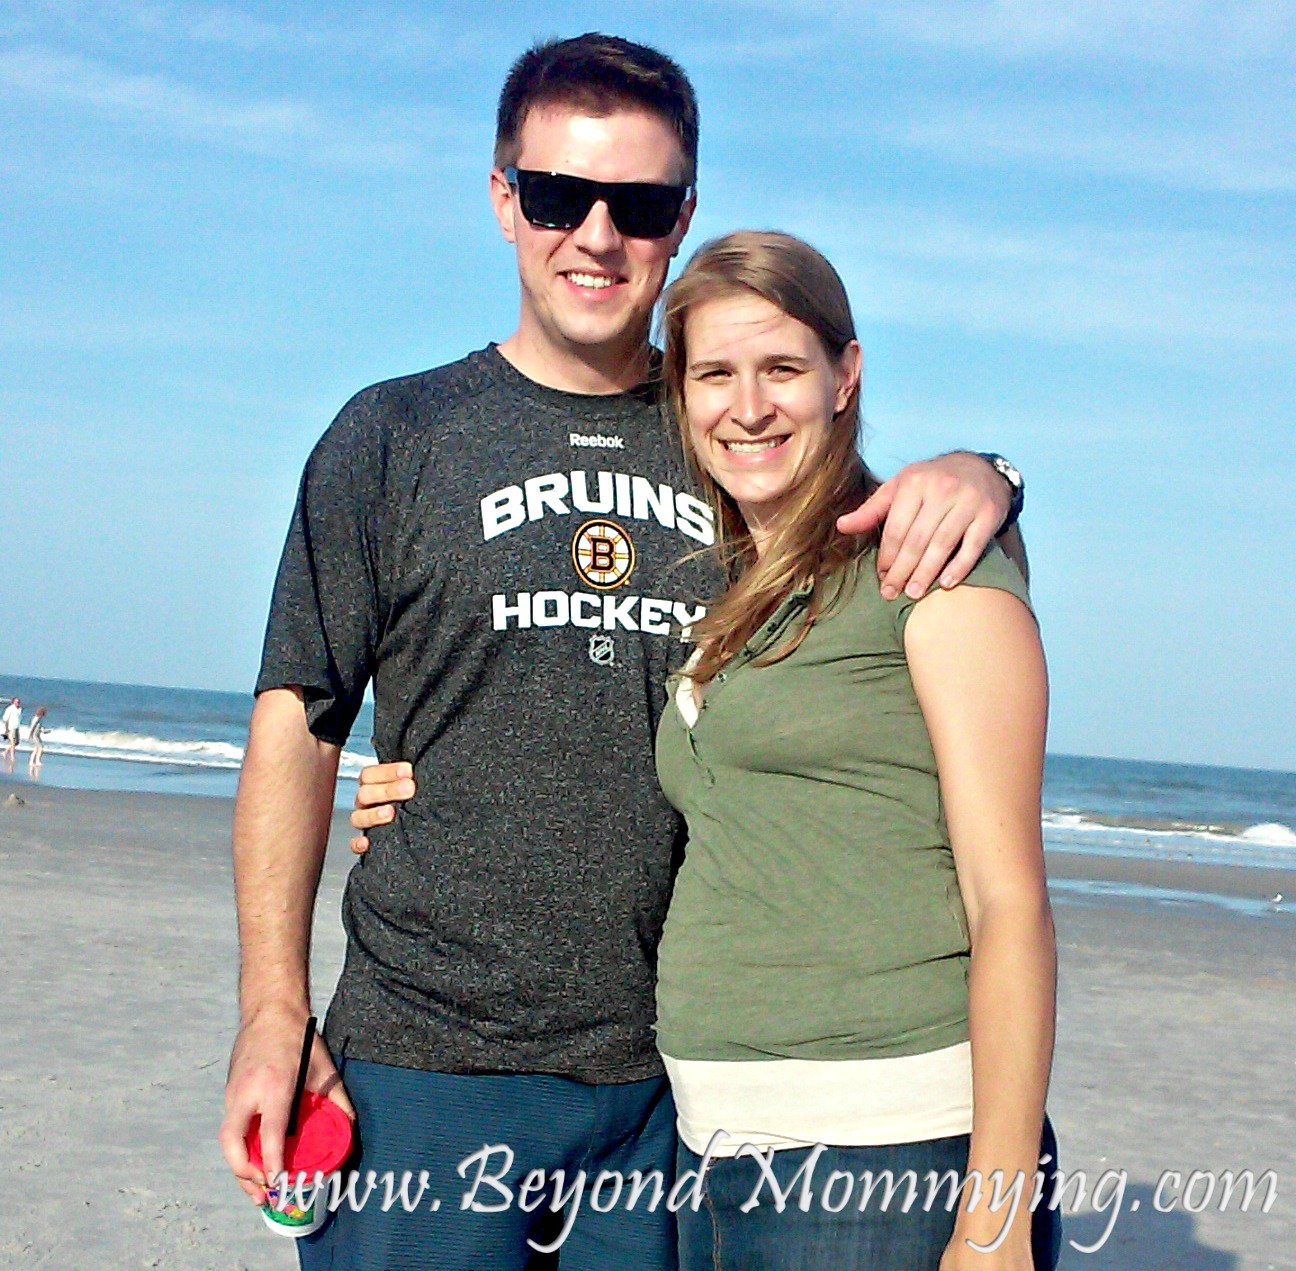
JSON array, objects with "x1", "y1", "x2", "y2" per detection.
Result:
[{"x1": 504, "y1": 167, "x2": 691, "y2": 240}]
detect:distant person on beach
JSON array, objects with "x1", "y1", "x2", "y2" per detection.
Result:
[
  {"x1": 2, "y1": 698, "x2": 21, "y2": 763},
  {"x1": 221, "y1": 34, "x2": 1029, "y2": 1271},
  {"x1": 27, "y1": 706, "x2": 47, "y2": 772}
]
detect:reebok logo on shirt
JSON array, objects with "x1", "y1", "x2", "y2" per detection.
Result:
[{"x1": 570, "y1": 432, "x2": 625, "y2": 450}]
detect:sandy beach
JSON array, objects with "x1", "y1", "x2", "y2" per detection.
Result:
[{"x1": 1, "y1": 778, "x2": 1292, "y2": 1271}]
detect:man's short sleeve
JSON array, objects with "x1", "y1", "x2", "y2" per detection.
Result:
[{"x1": 255, "y1": 403, "x2": 387, "y2": 746}]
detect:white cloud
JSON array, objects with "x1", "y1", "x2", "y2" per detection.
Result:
[
  {"x1": 714, "y1": 194, "x2": 1296, "y2": 352},
  {"x1": 693, "y1": 2, "x2": 1294, "y2": 192},
  {"x1": 870, "y1": 0, "x2": 1296, "y2": 67},
  {"x1": 0, "y1": 299, "x2": 277, "y2": 351},
  {"x1": 164, "y1": 5, "x2": 288, "y2": 52},
  {"x1": 676, "y1": 31, "x2": 832, "y2": 68},
  {"x1": 714, "y1": 0, "x2": 1296, "y2": 68},
  {"x1": 887, "y1": 93, "x2": 1296, "y2": 195},
  {"x1": 0, "y1": 43, "x2": 471, "y2": 170},
  {"x1": 56, "y1": 0, "x2": 498, "y2": 68}
]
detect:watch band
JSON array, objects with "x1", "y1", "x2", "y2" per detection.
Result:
[{"x1": 977, "y1": 453, "x2": 1025, "y2": 532}]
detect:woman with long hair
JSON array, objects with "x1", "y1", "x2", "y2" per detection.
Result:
[
  {"x1": 652, "y1": 231, "x2": 1056, "y2": 1270},
  {"x1": 352, "y1": 231, "x2": 1057, "y2": 1270}
]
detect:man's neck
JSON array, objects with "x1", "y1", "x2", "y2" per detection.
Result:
[{"x1": 496, "y1": 329, "x2": 652, "y2": 396}]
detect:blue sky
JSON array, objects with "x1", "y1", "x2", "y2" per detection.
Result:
[{"x1": 2, "y1": 1, "x2": 1293, "y2": 771}]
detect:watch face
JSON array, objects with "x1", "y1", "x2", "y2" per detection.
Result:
[{"x1": 994, "y1": 457, "x2": 1023, "y2": 489}]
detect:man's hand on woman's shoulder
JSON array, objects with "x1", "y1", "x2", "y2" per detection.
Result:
[{"x1": 836, "y1": 452, "x2": 1015, "y2": 600}]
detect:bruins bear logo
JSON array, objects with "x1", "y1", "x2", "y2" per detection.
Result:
[{"x1": 572, "y1": 519, "x2": 635, "y2": 590}]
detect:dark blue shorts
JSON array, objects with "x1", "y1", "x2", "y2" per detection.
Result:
[{"x1": 298, "y1": 1060, "x2": 679, "y2": 1271}]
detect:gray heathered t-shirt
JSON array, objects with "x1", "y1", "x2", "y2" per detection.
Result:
[{"x1": 257, "y1": 345, "x2": 717, "y2": 1083}]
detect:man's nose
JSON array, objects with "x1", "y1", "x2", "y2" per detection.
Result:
[{"x1": 570, "y1": 199, "x2": 622, "y2": 253}]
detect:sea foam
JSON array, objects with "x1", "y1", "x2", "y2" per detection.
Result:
[{"x1": 40, "y1": 726, "x2": 372, "y2": 779}]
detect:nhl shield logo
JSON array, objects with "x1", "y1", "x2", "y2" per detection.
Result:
[{"x1": 588, "y1": 633, "x2": 616, "y2": 667}]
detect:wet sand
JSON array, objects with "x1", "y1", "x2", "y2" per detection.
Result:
[{"x1": 0, "y1": 779, "x2": 1292, "y2": 1270}]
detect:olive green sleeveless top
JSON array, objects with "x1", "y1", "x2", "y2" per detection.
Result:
[{"x1": 654, "y1": 544, "x2": 1032, "y2": 1063}]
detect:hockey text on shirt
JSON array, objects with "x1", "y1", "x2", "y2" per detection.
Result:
[{"x1": 482, "y1": 469, "x2": 712, "y2": 636}]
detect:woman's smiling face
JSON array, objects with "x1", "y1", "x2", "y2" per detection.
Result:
[{"x1": 683, "y1": 291, "x2": 860, "y2": 545}]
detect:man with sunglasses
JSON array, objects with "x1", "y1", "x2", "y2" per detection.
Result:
[{"x1": 221, "y1": 33, "x2": 1025, "y2": 1271}]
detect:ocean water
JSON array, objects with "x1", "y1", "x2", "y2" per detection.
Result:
[
  {"x1": 1042, "y1": 754, "x2": 1296, "y2": 871},
  {"x1": 0, "y1": 674, "x2": 376, "y2": 808},
  {"x1": 2, "y1": 674, "x2": 1294, "y2": 873}
]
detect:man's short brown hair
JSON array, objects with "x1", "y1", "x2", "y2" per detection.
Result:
[{"x1": 495, "y1": 33, "x2": 699, "y2": 184}]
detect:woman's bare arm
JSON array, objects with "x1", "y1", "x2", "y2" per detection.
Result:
[{"x1": 904, "y1": 585, "x2": 1055, "y2": 1269}]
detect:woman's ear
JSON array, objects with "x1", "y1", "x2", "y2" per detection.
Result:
[{"x1": 835, "y1": 340, "x2": 863, "y2": 414}]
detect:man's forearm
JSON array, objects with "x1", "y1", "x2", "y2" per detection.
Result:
[{"x1": 232, "y1": 687, "x2": 342, "y2": 1021}]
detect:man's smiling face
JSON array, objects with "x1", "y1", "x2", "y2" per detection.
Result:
[{"x1": 490, "y1": 106, "x2": 694, "y2": 391}]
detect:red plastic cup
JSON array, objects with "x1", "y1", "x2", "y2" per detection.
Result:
[{"x1": 246, "y1": 1092, "x2": 354, "y2": 1237}]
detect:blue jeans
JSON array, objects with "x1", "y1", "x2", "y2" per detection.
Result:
[
  {"x1": 298, "y1": 1061, "x2": 679, "y2": 1271},
  {"x1": 676, "y1": 1120, "x2": 1062, "y2": 1271}
]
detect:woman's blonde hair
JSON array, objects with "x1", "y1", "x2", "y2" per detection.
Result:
[{"x1": 661, "y1": 230, "x2": 879, "y2": 683}]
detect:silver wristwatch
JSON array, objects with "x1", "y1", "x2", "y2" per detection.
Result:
[{"x1": 977, "y1": 453, "x2": 1025, "y2": 531}]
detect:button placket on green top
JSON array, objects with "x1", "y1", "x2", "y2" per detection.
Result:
[
  {"x1": 683, "y1": 714, "x2": 711, "y2": 781},
  {"x1": 682, "y1": 581, "x2": 814, "y2": 788},
  {"x1": 734, "y1": 580, "x2": 815, "y2": 663},
  {"x1": 665, "y1": 664, "x2": 714, "y2": 784}
]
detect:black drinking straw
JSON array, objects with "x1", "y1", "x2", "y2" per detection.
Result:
[{"x1": 285, "y1": 1015, "x2": 317, "y2": 1139}]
